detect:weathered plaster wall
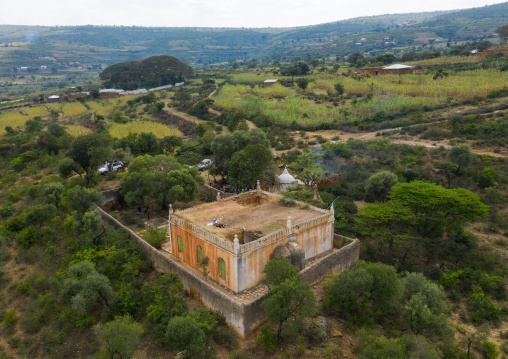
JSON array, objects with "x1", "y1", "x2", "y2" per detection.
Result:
[
  {"x1": 96, "y1": 205, "x2": 360, "y2": 338},
  {"x1": 96, "y1": 206, "x2": 264, "y2": 338},
  {"x1": 295, "y1": 216, "x2": 333, "y2": 260},
  {"x1": 300, "y1": 236, "x2": 360, "y2": 283},
  {"x1": 170, "y1": 222, "x2": 237, "y2": 292}
]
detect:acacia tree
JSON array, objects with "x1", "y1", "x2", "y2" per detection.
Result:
[
  {"x1": 295, "y1": 78, "x2": 310, "y2": 93},
  {"x1": 261, "y1": 259, "x2": 316, "y2": 341},
  {"x1": 358, "y1": 181, "x2": 488, "y2": 263},
  {"x1": 447, "y1": 144, "x2": 473, "y2": 175},
  {"x1": 290, "y1": 152, "x2": 325, "y2": 187},
  {"x1": 334, "y1": 83, "x2": 345, "y2": 99}
]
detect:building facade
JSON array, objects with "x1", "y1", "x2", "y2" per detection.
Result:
[{"x1": 168, "y1": 189, "x2": 334, "y2": 293}]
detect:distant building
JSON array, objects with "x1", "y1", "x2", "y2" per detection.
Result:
[
  {"x1": 352, "y1": 63, "x2": 415, "y2": 76},
  {"x1": 263, "y1": 79, "x2": 280, "y2": 87},
  {"x1": 99, "y1": 89, "x2": 124, "y2": 100},
  {"x1": 46, "y1": 95, "x2": 60, "y2": 103}
]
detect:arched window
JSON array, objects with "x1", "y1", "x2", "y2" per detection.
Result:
[
  {"x1": 178, "y1": 235, "x2": 184, "y2": 253},
  {"x1": 197, "y1": 245, "x2": 203, "y2": 262},
  {"x1": 219, "y1": 258, "x2": 226, "y2": 279}
]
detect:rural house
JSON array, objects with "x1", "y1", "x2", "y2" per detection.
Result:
[{"x1": 263, "y1": 79, "x2": 280, "y2": 87}]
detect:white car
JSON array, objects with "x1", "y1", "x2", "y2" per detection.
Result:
[
  {"x1": 196, "y1": 159, "x2": 213, "y2": 171},
  {"x1": 97, "y1": 160, "x2": 124, "y2": 174}
]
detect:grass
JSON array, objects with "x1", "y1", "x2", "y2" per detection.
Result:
[
  {"x1": 65, "y1": 125, "x2": 92, "y2": 137},
  {"x1": 0, "y1": 111, "x2": 29, "y2": 135},
  {"x1": 61, "y1": 102, "x2": 88, "y2": 118},
  {"x1": 109, "y1": 121, "x2": 182, "y2": 138},
  {"x1": 214, "y1": 68, "x2": 508, "y2": 127}
]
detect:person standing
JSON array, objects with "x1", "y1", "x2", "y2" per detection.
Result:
[{"x1": 147, "y1": 208, "x2": 150, "y2": 220}]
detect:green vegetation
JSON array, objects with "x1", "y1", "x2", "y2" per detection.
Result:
[{"x1": 100, "y1": 56, "x2": 194, "y2": 90}]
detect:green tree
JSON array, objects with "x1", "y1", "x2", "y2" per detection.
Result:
[
  {"x1": 62, "y1": 260, "x2": 116, "y2": 314},
  {"x1": 42, "y1": 182, "x2": 64, "y2": 208},
  {"x1": 261, "y1": 259, "x2": 316, "y2": 341},
  {"x1": 495, "y1": 24, "x2": 508, "y2": 45},
  {"x1": 295, "y1": 78, "x2": 310, "y2": 93},
  {"x1": 165, "y1": 316, "x2": 206, "y2": 356},
  {"x1": 363, "y1": 181, "x2": 489, "y2": 262},
  {"x1": 144, "y1": 273, "x2": 186, "y2": 324},
  {"x1": 364, "y1": 171, "x2": 398, "y2": 202},
  {"x1": 290, "y1": 152, "x2": 325, "y2": 187},
  {"x1": 356, "y1": 331, "x2": 406, "y2": 359},
  {"x1": 228, "y1": 144, "x2": 272, "y2": 188},
  {"x1": 67, "y1": 133, "x2": 113, "y2": 182},
  {"x1": 334, "y1": 83, "x2": 345, "y2": 99},
  {"x1": 211, "y1": 129, "x2": 271, "y2": 176},
  {"x1": 93, "y1": 315, "x2": 144, "y2": 359},
  {"x1": 433, "y1": 68, "x2": 449, "y2": 80},
  {"x1": 58, "y1": 157, "x2": 83, "y2": 179},
  {"x1": 447, "y1": 144, "x2": 473, "y2": 175},
  {"x1": 66, "y1": 186, "x2": 103, "y2": 218},
  {"x1": 348, "y1": 52, "x2": 366, "y2": 67},
  {"x1": 159, "y1": 136, "x2": 183, "y2": 155}
]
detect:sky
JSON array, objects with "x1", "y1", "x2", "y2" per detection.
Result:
[{"x1": 1, "y1": 0, "x2": 506, "y2": 28}]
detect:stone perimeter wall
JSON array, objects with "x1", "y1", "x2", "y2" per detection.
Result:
[{"x1": 96, "y1": 206, "x2": 360, "y2": 338}]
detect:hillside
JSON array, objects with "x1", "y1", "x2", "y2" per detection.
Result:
[{"x1": 0, "y1": 3, "x2": 507, "y2": 74}]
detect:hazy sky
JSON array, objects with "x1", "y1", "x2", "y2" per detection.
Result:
[{"x1": 1, "y1": 0, "x2": 506, "y2": 27}]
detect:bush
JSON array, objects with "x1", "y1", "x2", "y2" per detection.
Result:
[
  {"x1": 255, "y1": 324, "x2": 278, "y2": 353},
  {"x1": 187, "y1": 307, "x2": 217, "y2": 334},
  {"x1": 144, "y1": 226, "x2": 167, "y2": 249},
  {"x1": 166, "y1": 316, "x2": 206, "y2": 356},
  {"x1": 480, "y1": 340, "x2": 499, "y2": 359},
  {"x1": 0, "y1": 206, "x2": 13, "y2": 218}
]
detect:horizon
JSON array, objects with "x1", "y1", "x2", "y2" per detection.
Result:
[{"x1": 1, "y1": 0, "x2": 506, "y2": 29}]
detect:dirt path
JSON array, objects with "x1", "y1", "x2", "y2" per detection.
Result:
[
  {"x1": 311, "y1": 129, "x2": 508, "y2": 158},
  {"x1": 207, "y1": 83, "x2": 219, "y2": 99}
]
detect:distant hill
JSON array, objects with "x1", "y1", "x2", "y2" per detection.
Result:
[
  {"x1": 99, "y1": 56, "x2": 194, "y2": 90},
  {"x1": 0, "y1": 3, "x2": 507, "y2": 70}
]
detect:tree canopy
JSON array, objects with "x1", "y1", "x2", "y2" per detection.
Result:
[
  {"x1": 100, "y1": 55, "x2": 194, "y2": 90},
  {"x1": 120, "y1": 154, "x2": 202, "y2": 208}
]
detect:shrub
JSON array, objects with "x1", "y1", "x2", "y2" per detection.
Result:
[
  {"x1": 255, "y1": 324, "x2": 278, "y2": 353},
  {"x1": 480, "y1": 340, "x2": 499, "y2": 359},
  {"x1": 144, "y1": 226, "x2": 167, "y2": 249},
  {"x1": 187, "y1": 307, "x2": 217, "y2": 334},
  {"x1": 165, "y1": 316, "x2": 206, "y2": 356},
  {"x1": 0, "y1": 206, "x2": 13, "y2": 218}
]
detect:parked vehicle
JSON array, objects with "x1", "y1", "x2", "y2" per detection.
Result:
[
  {"x1": 97, "y1": 160, "x2": 124, "y2": 174},
  {"x1": 195, "y1": 159, "x2": 213, "y2": 171}
]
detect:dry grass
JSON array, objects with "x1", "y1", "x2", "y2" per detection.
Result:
[
  {"x1": 65, "y1": 125, "x2": 92, "y2": 136},
  {"x1": 109, "y1": 121, "x2": 182, "y2": 138},
  {"x1": 0, "y1": 111, "x2": 28, "y2": 135}
]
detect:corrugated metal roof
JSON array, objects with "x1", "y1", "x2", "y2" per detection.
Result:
[
  {"x1": 383, "y1": 64, "x2": 414, "y2": 70},
  {"x1": 263, "y1": 79, "x2": 279, "y2": 83}
]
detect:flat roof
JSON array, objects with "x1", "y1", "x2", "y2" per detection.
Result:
[
  {"x1": 175, "y1": 191, "x2": 326, "y2": 242},
  {"x1": 263, "y1": 79, "x2": 279, "y2": 82}
]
